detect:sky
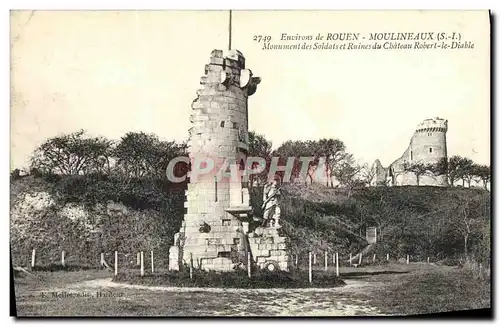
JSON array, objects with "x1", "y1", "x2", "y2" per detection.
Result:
[{"x1": 10, "y1": 10, "x2": 490, "y2": 170}]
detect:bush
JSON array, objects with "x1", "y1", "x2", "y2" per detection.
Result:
[
  {"x1": 10, "y1": 176, "x2": 490, "y2": 271},
  {"x1": 10, "y1": 169, "x2": 21, "y2": 180},
  {"x1": 437, "y1": 256, "x2": 463, "y2": 266},
  {"x1": 113, "y1": 268, "x2": 346, "y2": 289},
  {"x1": 10, "y1": 174, "x2": 185, "y2": 269}
]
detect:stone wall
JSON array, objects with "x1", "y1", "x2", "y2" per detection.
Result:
[{"x1": 370, "y1": 159, "x2": 387, "y2": 186}]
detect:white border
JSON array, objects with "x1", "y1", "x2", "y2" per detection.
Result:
[{"x1": 2, "y1": 1, "x2": 497, "y2": 325}]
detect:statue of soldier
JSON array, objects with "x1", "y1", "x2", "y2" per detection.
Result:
[{"x1": 261, "y1": 178, "x2": 282, "y2": 228}]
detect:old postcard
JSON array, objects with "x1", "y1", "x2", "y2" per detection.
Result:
[{"x1": 10, "y1": 10, "x2": 491, "y2": 317}]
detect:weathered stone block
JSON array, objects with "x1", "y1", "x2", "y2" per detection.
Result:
[
  {"x1": 257, "y1": 256, "x2": 268, "y2": 263},
  {"x1": 210, "y1": 56, "x2": 224, "y2": 65},
  {"x1": 260, "y1": 238, "x2": 274, "y2": 244},
  {"x1": 279, "y1": 262, "x2": 289, "y2": 271},
  {"x1": 206, "y1": 238, "x2": 220, "y2": 245},
  {"x1": 277, "y1": 243, "x2": 286, "y2": 250}
]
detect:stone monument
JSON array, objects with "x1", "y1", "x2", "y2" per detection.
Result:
[
  {"x1": 261, "y1": 178, "x2": 282, "y2": 228},
  {"x1": 168, "y1": 49, "x2": 290, "y2": 272},
  {"x1": 248, "y1": 178, "x2": 289, "y2": 271}
]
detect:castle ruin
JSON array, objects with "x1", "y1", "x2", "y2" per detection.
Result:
[{"x1": 371, "y1": 117, "x2": 448, "y2": 187}]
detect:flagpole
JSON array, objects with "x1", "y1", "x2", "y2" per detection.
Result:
[{"x1": 229, "y1": 10, "x2": 232, "y2": 50}]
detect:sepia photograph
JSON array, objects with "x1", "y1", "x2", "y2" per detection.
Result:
[{"x1": 10, "y1": 10, "x2": 491, "y2": 317}]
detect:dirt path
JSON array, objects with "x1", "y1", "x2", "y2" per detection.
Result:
[
  {"x1": 15, "y1": 269, "x2": 400, "y2": 316},
  {"x1": 38, "y1": 277, "x2": 385, "y2": 316}
]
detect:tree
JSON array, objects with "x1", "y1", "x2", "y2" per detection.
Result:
[
  {"x1": 447, "y1": 193, "x2": 487, "y2": 258},
  {"x1": 113, "y1": 132, "x2": 186, "y2": 181},
  {"x1": 359, "y1": 163, "x2": 376, "y2": 186},
  {"x1": 316, "y1": 138, "x2": 348, "y2": 187},
  {"x1": 447, "y1": 155, "x2": 464, "y2": 186},
  {"x1": 154, "y1": 138, "x2": 187, "y2": 181},
  {"x1": 273, "y1": 140, "x2": 315, "y2": 184},
  {"x1": 473, "y1": 215, "x2": 491, "y2": 265},
  {"x1": 332, "y1": 154, "x2": 363, "y2": 198},
  {"x1": 30, "y1": 130, "x2": 113, "y2": 176},
  {"x1": 301, "y1": 140, "x2": 322, "y2": 184},
  {"x1": 459, "y1": 158, "x2": 475, "y2": 187},
  {"x1": 248, "y1": 131, "x2": 272, "y2": 189},
  {"x1": 473, "y1": 164, "x2": 491, "y2": 190},
  {"x1": 402, "y1": 161, "x2": 436, "y2": 186},
  {"x1": 434, "y1": 157, "x2": 448, "y2": 176}
]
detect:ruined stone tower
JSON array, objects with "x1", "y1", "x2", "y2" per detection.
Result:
[
  {"x1": 372, "y1": 117, "x2": 449, "y2": 187},
  {"x1": 168, "y1": 49, "x2": 261, "y2": 272},
  {"x1": 409, "y1": 117, "x2": 448, "y2": 163}
]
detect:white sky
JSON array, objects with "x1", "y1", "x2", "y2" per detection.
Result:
[{"x1": 10, "y1": 10, "x2": 490, "y2": 169}]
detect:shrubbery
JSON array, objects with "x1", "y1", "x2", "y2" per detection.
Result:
[
  {"x1": 258, "y1": 184, "x2": 491, "y2": 267},
  {"x1": 113, "y1": 268, "x2": 346, "y2": 288},
  {"x1": 10, "y1": 174, "x2": 184, "y2": 268},
  {"x1": 11, "y1": 174, "x2": 490, "y2": 270}
]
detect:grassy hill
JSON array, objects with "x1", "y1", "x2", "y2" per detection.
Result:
[
  {"x1": 273, "y1": 183, "x2": 490, "y2": 265},
  {"x1": 10, "y1": 175, "x2": 490, "y2": 268}
]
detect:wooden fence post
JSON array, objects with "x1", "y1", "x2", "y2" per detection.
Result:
[
  {"x1": 308, "y1": 252, "x2": 312, "y2": 283},
  {"x1": 387, "y1": 253, "x2": 389, "y2": 261},
  {"x1": 324, "y1": 251, "x2": 328, "y2": 272},
  {"x1": 406, "y1": 254, "x2": 409, "y2": 265},
  {"x1": 247, "y1": 254, "x2": 251, "y2": 279},
  {"x1": 336, "y1": 252, "x2": 339, "y2": 277},
  {"x1": 140, "y1": 251, "x2": 144, "y2": 276},
  {"x1": 189, "y1": 253, "x2": 193, "y2": 280},
  {"x1": 427, "y1": 257, "x2": 430, "y2": 264},
  {"x1": 151, "y1": 250, "x2": 154, "y2": 273},
  {"x1": 114, "y1": 251, "x2": 118, "y2": 276},
  {"x1": 100, "y1": 253, "x2": 105, "y2": 267},
  {"x1": 31, "y1": 249, "x2": 36, "y2": 269},
  {"x1": 313, "y1": 253, "x2": 317, "y2": 265},
  {"x1": 349, "y1": 253, "x2": 352, "y2": 266},
  {"x1": 373, "y1": 254, "x2": 376, "y2": 263},
  {"x1": 359, "y1": 253, "x2": 363, "y2": 266},
  {"x1": 61, "y1": 251, "x2": 65, "y2": 267},
  {"x1": 295, "y1": 254, "x2": 298, "y2": 267}
]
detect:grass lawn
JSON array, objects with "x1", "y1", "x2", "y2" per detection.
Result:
[
  {"x1": 14, "y1": 269, "x2": 111, "y2": 292},
  {"x1": 354, "y1": 264, "x2": 491, "y2": 316}
]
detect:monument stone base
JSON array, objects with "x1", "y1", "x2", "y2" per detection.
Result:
[{"x1": 247, "y1": 226, "x2": 290, "y2": 271}]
